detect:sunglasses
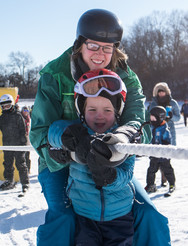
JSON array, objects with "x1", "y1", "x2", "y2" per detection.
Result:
[
  {"x1": 74, "y1": 75, "x2": 124, "y2": 97},
  {"x1": 84, "y1": 42, "x2": 114, "y2": 54},
  {"x1": 23, "y1": 109, "x2": 29, "y2": 112}
]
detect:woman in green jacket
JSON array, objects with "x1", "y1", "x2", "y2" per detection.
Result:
[{"x1": 30, "y1": 9, "x2": 170, "y2": 246}]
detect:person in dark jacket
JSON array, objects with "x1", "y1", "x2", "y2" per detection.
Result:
[
  {"x1": 149, "y1": 82, "x2": 180, "y2": 186},
  {"x1": 21, "y1": 106, "x2": 31, "y2": 173},
  {"x1": 149, "y1": 82, "x2": 180, "y2": 145},
  {"x1": 181, "y1": 100, "x2": 188, "y2": 127},
  {"x1": 0, "y1": 94, "x2": 29, "y2": 192},
  {"x1": 145, "y1": 106, "x2": 176, "y2": 194}
]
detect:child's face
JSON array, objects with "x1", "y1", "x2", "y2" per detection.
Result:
[
  {"x1": 84, "y1": 96, "x2": 116, "y2": 133},
  {"x1": 158, "y1": 91, "x2": 166, "y2": 97},
  {"x1": 150, "y1": 115, "x2": 156, "y2": 121}
]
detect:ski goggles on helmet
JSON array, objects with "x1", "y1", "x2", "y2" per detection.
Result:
[
  {"x1": 74, "y1": 75, "x2": 125, "y2": 97},
  {"x1": 0, "y1": 103, "x2": 12, "y2": 110}
]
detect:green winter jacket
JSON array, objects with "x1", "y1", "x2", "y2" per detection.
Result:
[{"x1": 29, "y1": 47, "x2": 151, "y2": 173}]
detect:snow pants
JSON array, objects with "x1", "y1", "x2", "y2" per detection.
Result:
[
  {"x1": 25, "y1": 151, "x2": 31, "y2": 172},
  {"x1": 146, "y1": 158, "x2": 175, "y2": 186},
  {"x1": 3, "y1": 150, "x2": 29, "y2": 185},
  {"x1": 37, "y1": 167, "x2": 75, "y2": 246},
  {"x1": 75, "y1": 212, "x2": 134, "y2": 246},
  {"x1": 37, "y1": 168, "x2": 171, "y2": 246}
]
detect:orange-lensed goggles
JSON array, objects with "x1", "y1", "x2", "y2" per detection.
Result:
[{"x1": 74, "y1": 75, "x2": 126, "y2": 97}]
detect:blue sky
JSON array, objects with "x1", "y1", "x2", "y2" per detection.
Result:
[{"x1": 1, "y1": 0, "x2": 187, "y2": 66}]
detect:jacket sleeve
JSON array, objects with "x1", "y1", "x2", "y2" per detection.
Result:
[
  {"x1": 29, "y1": 73, "x2": 66, "y2": 172},
  {"x1": 162, "y1": 128, "x2": 171, "y2": 145},
  {"x1": 18, "y1": 113, "x2": 27, "y2": 145},
  {"x1": 171, "y1": 100, "x2": 181, "y2": 122},
  {"x1": 48, "y1": 119, "x2": 80, "y2": 148},
  {"x1": 119, "y1": 66, "x2": 151, "y2": 144}
]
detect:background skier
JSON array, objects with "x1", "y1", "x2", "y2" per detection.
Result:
[
  {"x1": 0, "y1": 94, "x2": 29, "y2": 192},
  {"x1": 180, "y1": 99, "x2": 188, "y2": 127},
  {"x1": 145, "y1": 106, "x2": 176, "y2": 195}
]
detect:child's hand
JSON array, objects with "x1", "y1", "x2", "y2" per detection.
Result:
[
  {"x1": 61, "y1": 124, "x2": 92, "y2": 164},
  {"x1": 87, "y1": 149, "x2": 117, "y2": 189},
  {"x1": 48, "y1": 145, "x2": 72, "y2": 164},
  {"x1": 90, "y1": 137, "x2": 127, "y2": 167}
]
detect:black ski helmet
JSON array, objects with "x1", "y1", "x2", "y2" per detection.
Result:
[
  {"x1": 150, "y1": 106, "x2": 166, "y2": 126},
  {"x1": 76, "y1": 9, "x2": 123, "y2": 46}
]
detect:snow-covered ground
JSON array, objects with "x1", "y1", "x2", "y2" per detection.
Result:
[{"x1": 0, "y1": 100, "x2": 187, "y2": 246}]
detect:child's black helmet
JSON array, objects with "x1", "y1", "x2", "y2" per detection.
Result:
[
  {"x1": 76, "y1": 9, "x2": 123, "y2": 46},
  {"x1": 150, "y1": 106, "x2": 166, "y2": 126}
]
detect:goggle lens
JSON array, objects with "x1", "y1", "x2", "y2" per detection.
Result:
[
  {"x1": 75, "y1": 76, "x2": 122, "y2": 97},
  {"x1": 1, "y1": 103, "x2": 12, "y2": 110}
]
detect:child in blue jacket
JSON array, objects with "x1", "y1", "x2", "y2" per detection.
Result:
[
  {"x1": 49, "y1": 69, "x2": 135, "y2": 245},
  {"x1": 145, "y1": 106, "x2": 176, "y2": 194},
  {"x1": 48, "y1": 70, "x2": 171, "y2": 246}
]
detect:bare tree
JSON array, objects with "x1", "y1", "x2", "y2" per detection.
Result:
[
  {"x1": 8, "y1": 51, "x2": 33, "y2": 83},
  {"x1": 122, "y1": 10, "x2": 188, "y2": 100}
]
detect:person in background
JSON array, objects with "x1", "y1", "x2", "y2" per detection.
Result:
[
  {"x1": 180, "y1": 99, "x2": 188, "y2": 127},
  {"x1": 21, "y1": 106, "x2": 31, "y2": 173},
  {"x1": 30, "y1": 9, "x2": 170, "y2": 246},
  {"x1": 149, "y1": 82, "x2": 180, "y2": 145},
  {"x1": 149, "y1": 82, "x2": 180, "y2": 186},
  {"x1": 145, "y1": 106, "x2": 176, "y2": 195},
  {"x1": 0, "y1": 94, "x2": 29, "y2": 192},
  {"x1": 49, "y1": 69, "x2": 136, "y2": 245}
]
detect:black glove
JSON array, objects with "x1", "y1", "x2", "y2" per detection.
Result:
[
  {"x1": 166, "y1": 111, "x2": 173, "y2": 121},
  {"x1": 87, "y1": 146, "x2": 117, "y2": 189},
  {"x1": 48, "y1": 145, "x2": 72, "y2": 164},
  {"x1": 90, "y1": 137, "x2": 127, "y2": 167},
  {"x1": 61, "y1": 124, "x2": 92, "y2": 164}
]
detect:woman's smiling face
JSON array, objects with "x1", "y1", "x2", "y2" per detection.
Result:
[{"x1": 81, "y1": 39, "x2": 113, "y2": 71}]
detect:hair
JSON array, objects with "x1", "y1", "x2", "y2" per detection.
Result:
[{"x1": 72, "y1": 46, "x2": 128, "y2": 72}]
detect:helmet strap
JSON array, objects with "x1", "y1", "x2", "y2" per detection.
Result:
[
  {"x1": 80, "y1": 114, "x2": 85, "y2": 123},
  {"x1": 115, "y1": 114, "x2": 120, "y2": 124}
]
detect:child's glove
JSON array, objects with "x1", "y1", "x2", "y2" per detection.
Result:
[
  {"x1": 61, "y1": 124, "x2": 92, "y2": 164},
  {"x1": 87, "y1": 147, "x2": 117, "y2": 189},
  {"x1": 91, "y1": 125, "x2": 141, "y2": 167},
  {"x1": 48, "y1": 145, "x2": 72, "y2": 164},
  {"x1": 166, "y1": 111, "x2": 173, "y2": 121},
  {"x1": 89, "y1": 137, "x2": 127, "y2": 167}
]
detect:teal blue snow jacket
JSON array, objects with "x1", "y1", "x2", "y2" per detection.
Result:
[{"x1": 48, "y1": 119, "x2": 135, "y2": 222}]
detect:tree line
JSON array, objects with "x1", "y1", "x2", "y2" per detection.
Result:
[
  {"x1": 0, "y1": 10, "x2": 187, "y2": 100},
  {"x1": 121, "y1": 10, "x2": 188, "y2": 100}
]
